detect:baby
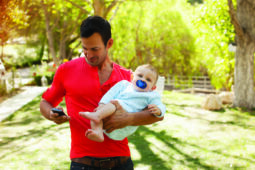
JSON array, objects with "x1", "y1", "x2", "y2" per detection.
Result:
[{"x1": 80, "y1": 64, "x2": 166, "y2": 142}]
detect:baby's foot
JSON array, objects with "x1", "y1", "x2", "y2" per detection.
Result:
[
  {"x1": 85, "y1": 129, "x2": 104, "y2": 142},
  {"x1": 79, "y1": 112, "x2": 101, "y2": 123}
]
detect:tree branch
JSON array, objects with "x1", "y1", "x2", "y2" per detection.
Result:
[
  {"x1": 66, "y1": 11, "x2": 83, "y2": 38},
  {"x1": 109, "y1": 1, "x2": 122, "y2": 22},
  {"x1": 63, "y1": 0, "x2": 89, "y2": 14},
  {"x1": 227, "y1": 0, "x2": 245, "y2": 41},
  {"x1": 83, "y1": 0, "x2": 92, "y2": 6},
  {"x1": 103, "y1": 0, "x2": 118, "y2": 18}
]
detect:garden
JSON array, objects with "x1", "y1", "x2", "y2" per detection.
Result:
[
  {"x1": 1, "y1": 0, "x2": 255, "y2": 169},
  {"x1": 1, "y1": 92, "x2": 255, "y2": 169}
]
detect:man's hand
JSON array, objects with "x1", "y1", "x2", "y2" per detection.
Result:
[
  {"x1": 50, "y1": 106, "x2": 70, "y2": 124},
  {"x1": 103, "y1": 100, "x2": 130, "y2": 133}
]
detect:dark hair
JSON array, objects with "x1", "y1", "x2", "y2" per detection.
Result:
[{"x1": 80, "y1": 16, "x2": 111, "y2": 46}]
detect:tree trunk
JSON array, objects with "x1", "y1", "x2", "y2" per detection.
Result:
[
  {"x1": 1, "y1": 44, "x2": 3, "y2": 62},
  {"x1": 234, "y1": 40, "x2": 255, "y2": 108},
  {"x1": 93, "y1": 0, "x2": 119, "y2": 18},
  {"x1": 228, "y1": 0, "x2": 255, "y2": 109},
  {"x1": 59, "y1": 39, "x2": 66, "y2": 61},
  {"x1": 41, "y1": 0, "x2": 59, "y2": 66},
  {"x1": 93, "y1": 0, "x2": 105, "y2": 17}
]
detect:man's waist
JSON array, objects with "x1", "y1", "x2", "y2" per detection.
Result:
[
  {"x1": 69, "y1": 127, "x2": 131, "y2": 158},
  {"x1": 71, "y1": 156, "x2": 130, "y2": 169}
]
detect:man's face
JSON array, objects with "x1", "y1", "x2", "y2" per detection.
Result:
[
  {"x1": 132, "y1": 67, "x2": 157, "y2": 92},
  {"x1": 81, "y1": 33, "x2": 111, "y2": 67}
]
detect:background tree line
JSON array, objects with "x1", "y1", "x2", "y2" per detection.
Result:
[
  {"x1": 1, "y1": 0, "x2": 255, "y2": 108},
  {"x1": 0, "y1": 0, "x2": 234, "y2": 87}
]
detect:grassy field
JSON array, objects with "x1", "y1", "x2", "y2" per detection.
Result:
[{"x1": 1, "y1": 91, "x2": 255, "y2": 170}]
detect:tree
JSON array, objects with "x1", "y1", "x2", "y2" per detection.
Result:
[
  {"x1": 0, "y1": 0, "x2": 27, "y2": 62},
  {"x1": 40, "y1": 0, "x2": 122, "y2": 66},
  {"x1": 0, "y1": 0, "x2": 13, "y2": 61},
  {"x1": 111, "y1": 0, "x2": 198, "y2": 76},
  {"x1": 192, "y1": 0, "x2": 235, "y2": 90},
  {"x1": 39, "y1": 0, "x2": 88, "y2": 66},
  {"x1": 228, "y1": 0, "x2": 255, "y2": 109}
]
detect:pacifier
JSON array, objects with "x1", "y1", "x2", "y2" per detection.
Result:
[{"x1": 136, "y1": 80, "x2": 147, "y2": 89}]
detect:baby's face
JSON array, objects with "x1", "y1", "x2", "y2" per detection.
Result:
[{"x1": 132, "y1": 67, "x2": 157, "y2": 92}]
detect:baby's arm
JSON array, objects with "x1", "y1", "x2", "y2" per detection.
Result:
[
  {"x1": 148, "y1": 104, "x2": 161, "y2": 116},
  {"x1": 148, "y1": 92, "x2": 166, "y2": 118}
]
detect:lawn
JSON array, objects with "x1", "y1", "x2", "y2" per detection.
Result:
[{"x1": 1, "y1": 91, "x2": 255, "y2": 170}]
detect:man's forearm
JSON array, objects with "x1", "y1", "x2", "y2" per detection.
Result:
[
  {"x1": 104, "y1": 100, "x2": 164, "y2": 132},
  {"x1": 40, "y1": 99, "x2": 53, "y2": 120},
  {"x1": 127, "y1": 110, "x2": 164, "y2": 126}
]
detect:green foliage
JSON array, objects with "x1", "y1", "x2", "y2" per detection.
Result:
[
  {"x1": 4, "y1": 44, "x2": 42, "y2": 70},
  {"x1": 31, "y1": 63, "x2": 56, "y2": 86},
  {"x1": 111, "y1": 0, "x2": 199, "y2": 76},
  {"x1": 0, "y1": 80, "x2": 7, "y2": 96},
  {"x1": 192, "y1": 0, "x2": 235, "y2": 90},
  {"x1": 0, "y1": 0, "x2": 28, "y2": 45},
  {"x1": 187, "y1": 0, "x2": 203, "y2": 5},
  {"x1": 1, "y1": 0, "x2": 237, "y2": 91}
]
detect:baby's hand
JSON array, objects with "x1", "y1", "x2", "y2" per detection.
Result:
[{"x1": 148, "y1": 104, "x2": 161, "y2": 116}]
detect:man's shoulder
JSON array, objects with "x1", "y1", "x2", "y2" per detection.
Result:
[
  {"x1": 64, "y1": 57, "x2": 84, "y2": 65},
  {"x1": 59, "y1": 57, "x2": 84, "y2": 70},
  {"x1": 113, "y1": 63, "x2": 132, "y2": 80}
]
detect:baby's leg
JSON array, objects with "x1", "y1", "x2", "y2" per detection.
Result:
[
  {"x1": 85, "y1": 120, "x2": 104, "y2": 142},
  {"x1": 80, "y1": 103, "x2": 116, "y2": 123}
]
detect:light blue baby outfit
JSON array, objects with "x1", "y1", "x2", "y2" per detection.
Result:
[{"x1": 100, "y1": 80, "x2": 166, "y2": 140}]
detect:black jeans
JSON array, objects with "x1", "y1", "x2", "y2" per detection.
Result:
[{"x1": 70, "y1": 157, "x2": 134, "y2": 170}]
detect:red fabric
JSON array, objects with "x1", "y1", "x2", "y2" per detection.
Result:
[{"x1": 42, "y1": 57, "x2": 132, "y2": 159}]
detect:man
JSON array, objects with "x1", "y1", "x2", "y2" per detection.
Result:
[{"x1": 40, "y1": 16, "x2": 163, "y2": 170}]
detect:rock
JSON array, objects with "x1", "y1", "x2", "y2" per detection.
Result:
[
  {"x1": 202, "y1": 94, "x2": 222, "y2": 110},
  {"x1": 219, "y1": 91, "x2": 234, "y2": 104}
]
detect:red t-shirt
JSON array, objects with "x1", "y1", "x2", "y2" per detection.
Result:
[{"x1": 42, "y1": 57, "x2": 132, "y2": 159}]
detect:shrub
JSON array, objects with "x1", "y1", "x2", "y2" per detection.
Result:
[{"x1": 31, "y1": 62, "x2": 56, "y2": 86}]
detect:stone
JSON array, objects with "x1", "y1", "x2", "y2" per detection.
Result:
[
  {"x1": 219, "y1": 91, "x2": 234, "y2": 104},
  {"x1": 202, "y1": 94, "x2": 222, "y2": 110}
]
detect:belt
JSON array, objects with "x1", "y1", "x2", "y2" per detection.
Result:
[{"x1": 71, "y1": 156, "x2": 130, "y2": 169}]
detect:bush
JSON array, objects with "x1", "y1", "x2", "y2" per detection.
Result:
[
  {"x1": 33, "y1": 75, "x2": 42, "y2": 86},
  {"x1": 4, "y1": 44, "x2": 42, "y2": 70},
  {"x1": 31, "y1": 63, "x2": 56, "y2": 86},
  {"x1": 0, "y1": 80, "x2": 7, "y2": 96}
]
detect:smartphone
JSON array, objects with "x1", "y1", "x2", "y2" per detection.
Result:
[{"x1": 51, "y1": 108, "x2": 66, "y2": 116}]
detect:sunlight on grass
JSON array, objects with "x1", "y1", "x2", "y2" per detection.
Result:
[
  {"x1": 0, "y1": 96, "x2": 71, "y2": 170},
  {"x1": 1, "y1": 91, "x2": 255, "y2": 169}
]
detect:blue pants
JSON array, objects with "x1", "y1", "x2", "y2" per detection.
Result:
[{"x1": 70, "y1": 157, "x2": 134, "y2": 170}]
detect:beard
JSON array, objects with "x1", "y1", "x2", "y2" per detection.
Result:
[
  {"x1": 85, "y1": 53, "x2": 107, "y2": 67},
  {"x1": 85, "y1": 56, "x2": 99, "y2": 66}
]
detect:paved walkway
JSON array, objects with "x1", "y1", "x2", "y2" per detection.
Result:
[{"x1": 0, "y1": 86, "x2": 47, "y2": 122}]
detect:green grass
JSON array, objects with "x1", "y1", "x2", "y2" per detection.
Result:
[{"x1": 1, "y1": 91, "x2": 255, "y2": 169}]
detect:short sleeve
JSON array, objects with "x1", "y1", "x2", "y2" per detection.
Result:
[{"x1": 42, "y1": 64, "x2": 66, "y2": 107}]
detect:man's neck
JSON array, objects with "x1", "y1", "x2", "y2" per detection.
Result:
[
  {"x1": 98, "y1": 57, "x2": 112, "y2": 71},
  {"x1": 97, "y1": 57, "x2": 113, "y2": 85}
]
